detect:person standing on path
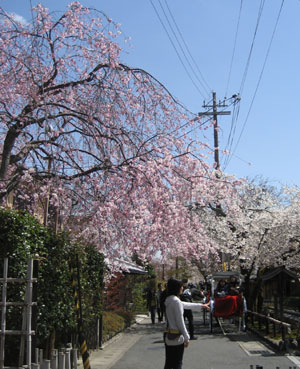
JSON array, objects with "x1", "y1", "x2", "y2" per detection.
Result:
[
  {"x1": 147, "y1": 286, "x2": 158, "y2": 324},
  {"x1": 164, "y1": 278, "x2": 210, "y2": 369},
  {"x1": 180, "y1": 281, "x2": 196, "y2": 340},
  {"x1": 160, "y1": 283, "x2": 168, "y2": 322},
  {"x1": 157, "y1": 283, "x2": 164, "y2": 322}
]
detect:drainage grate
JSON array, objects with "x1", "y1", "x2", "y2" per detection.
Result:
[{"x1": 248, "y1": 350, "x2": 271, "y2": 355}]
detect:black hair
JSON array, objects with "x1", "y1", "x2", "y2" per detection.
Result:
[{"x1": 167, "y1": 278, "x2": 183, "y2": 297}]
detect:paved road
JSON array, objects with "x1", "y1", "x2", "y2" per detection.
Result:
[{"x1": 86, "y1": 313, "x2": 300, "y2": 369}]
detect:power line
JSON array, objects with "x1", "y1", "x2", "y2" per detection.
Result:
[
  {"x1": 149, "y1": 0, "x2": 209, "y2": 99},
  {"x1": 226, "y1": 0, "x2": 285, "y2": 169},
  {"x1": 239, "y1": 0, "x2": 266, "y2": 97},
  {"x1": 176, "y1": 96, "x2": 237, "y2": 141},
  {"x1": 225, "y1": 0, "x2": 243, "y2": 98},
  {"x1": 163, "y1": 0, "x2": 211, "y2": 95},
  {"x1": 222, "y1": 0, "x2": 244, "y2": 168},
  {"x1": 222, "y1": 98, "x2": 241, "y2": 169},
  {"x1": 222, "y1": 0, "x2": 265, "y2": 170}
]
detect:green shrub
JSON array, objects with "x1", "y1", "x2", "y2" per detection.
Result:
[
  {"x1": 0, "y1": 208, "x2": 49, "y2": 365},
  {"x1": 115, "y1": 310, "x2": 135, "y2": 326},
  {"x1": 130, "y1": 279, "x2": 148, "y2": 313},
  {"x1": 102, "y1": 311, "x2": 125, "y2": 340},
  {"x1": 37, "y1": 232, "x2": 76, "y2": 348},
  {"x1": 0, "y1": 208, "x2": 106, "y2": 361},
  {"x1": 0, "y1": 208, "x2": 49, "y2": 272}
]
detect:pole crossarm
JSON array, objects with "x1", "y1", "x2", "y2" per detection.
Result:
[
  {"x1": 198, "y1": 91, "x2": 233, "y2": 171},
  {"x1": 198, "y1": 111, "x2": 231, "y2": 116}
]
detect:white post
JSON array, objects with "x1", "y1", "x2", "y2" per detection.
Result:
[
  {"x1": 58, "y1": 352, "x2": 65, "y2": 369},
  {"x1": 65, "y1": 349, "x2": 71, "y2": 369},
  {"x1": 96, "y1": 318, "x2": 99, "y2": 349},
  {"x1": 19, "y1": 289, "x2": 28, "y2": 366},
  {"x1": 26, "y1": 259, "x2": 34, "y2": 367},
  {"x1": 51, "y1": 352, "x2": 58, "y2": 369},
  {"x1": 31, "y1": 363, "x2": 40, "y2": 369},
  {"x1": 71, "y1": 349, "x2": 77, "y2": 369},
  {"x1": 35, "y1": 348, "x2": 39, "y2": 364},
  {"x1": 42, "y1": 359, "x2": 51, "y2": 369},
  {"x1": 39, "y1": 349, "x2": 43, "y2": 364},
  {"x1": 0, "y1": 258, "x2": 8, "y2": 369}
]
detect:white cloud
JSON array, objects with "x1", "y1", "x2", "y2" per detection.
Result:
[{"x1": 9, "y1": 13, "x2": 29, "y2": 26}]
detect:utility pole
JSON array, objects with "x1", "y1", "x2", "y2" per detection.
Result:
[
  {"x1": 198, "y1": 92, "x2": 241, "y2": 271},
  {"x1": 198, "y1": 91, "x2": 231, "y2": 170},
  {"x1": 198, "y1": 91, "x2": 231, "y2": 270}
]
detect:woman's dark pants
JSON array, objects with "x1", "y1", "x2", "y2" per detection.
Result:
[{"x1": 164, "y1": 343, "x2": 184, "y2": 369}]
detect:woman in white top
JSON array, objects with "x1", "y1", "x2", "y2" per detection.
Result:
[{"x1": 164, "y1": 278, "x2": 210, "y2": 369}]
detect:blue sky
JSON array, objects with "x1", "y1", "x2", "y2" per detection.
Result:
[{"x1": 2, "y1": 0, "x2": 300, "y2": 187}]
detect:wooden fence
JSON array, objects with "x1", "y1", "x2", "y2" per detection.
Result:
[
  {"x1": 247, "y1": 310, "x2": 291, "y2": 344},
  {"x1": 0, "y1": 258, "x2": 37, "y2": 369}
]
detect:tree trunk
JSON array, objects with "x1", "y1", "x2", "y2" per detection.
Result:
[
  {"x1": 45, "y1": 330, "x2": 56, "y2": 360},
  {"x1": 0, "y1": 127, "x2": 18, "y2": 180}
]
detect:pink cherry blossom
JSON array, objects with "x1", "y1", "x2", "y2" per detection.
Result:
[{"x1": 0, "y1": 3, "x2": 242, "y2": 270}]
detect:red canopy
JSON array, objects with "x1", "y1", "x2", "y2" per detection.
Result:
[{"x1": 213, "y1": 295, "x2": 243, "y2": 318}]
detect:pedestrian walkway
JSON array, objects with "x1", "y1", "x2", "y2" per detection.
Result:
[
  {"x1": 82, "y1": 312, "x2": 300, "y2": 369},
  {"x1": 85, "y1": 314, "x2": 150, "y2": 369}
]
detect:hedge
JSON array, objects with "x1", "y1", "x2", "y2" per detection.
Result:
[{"x1": 0, "y1": 207, "x2": 105, "y2": 364}]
